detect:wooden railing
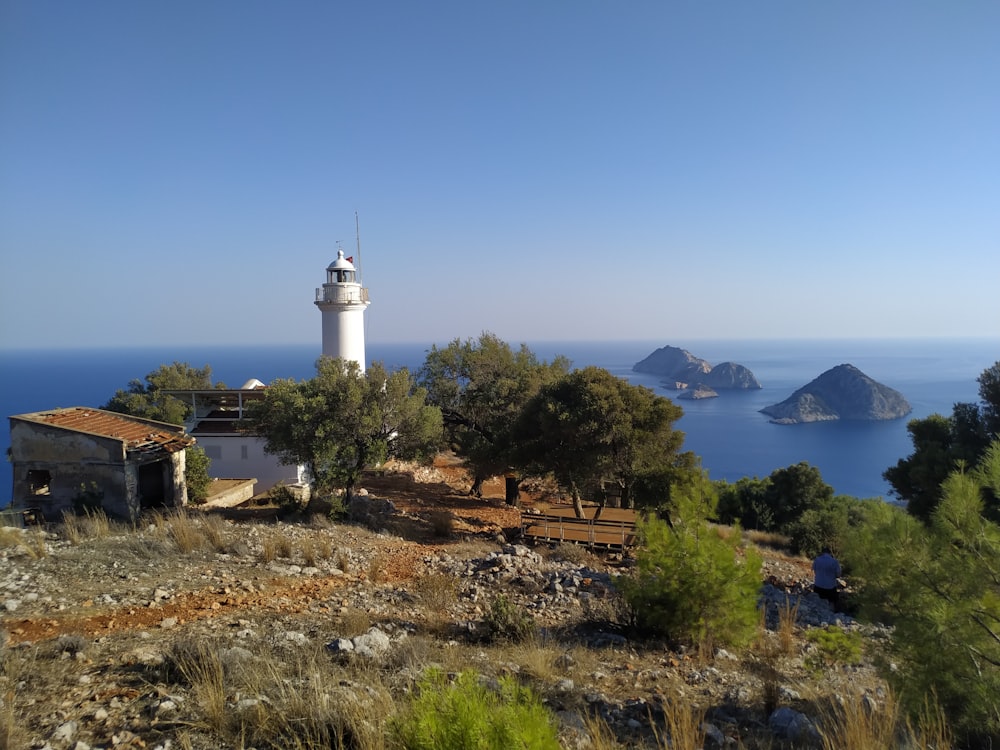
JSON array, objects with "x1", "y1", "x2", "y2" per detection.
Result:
[{"x1": 520, "y1": 512, "x2": 637, "y2": 549}]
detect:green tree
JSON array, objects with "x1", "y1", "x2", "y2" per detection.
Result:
[
  {"x1": 765, "y1": 461, "x2": 834, "y2": 531},
  {"x1": 845, "y1": 444, "x2": 1000, "y2": 743},
  {"x1": 103, "y1": 361, "x2": 221, "y2": 425},
  {"x1": 885, "y1": 360, "x2": 1000, "y2": 521},
  {"x1": 418, "y1": 333, "x2": 570, "y2": 496},
  {"x1": 716, "y1": 476, "x2": 773, "y2": 530},
  {"x1": 184, "y1": 445, "x2": 212, "y2": 503},
  {"x1": 509, "y1": 367, "x2": 694, "y2": 517},
  {"x1": 244, "y1": 358, "x2": 442, "y2": 497},
  {"x1": 617, "y1": 473, "x2": 762, "y2": 648},
  {"x1": 783, "y1": 494, "x2": 873, "y2": 558},
  {"x1": 714, "y1": 462, "x2": 833, "y2": 532},
  {"x1": 102, "y1": 361, "x2": 220, "y2": 505}
]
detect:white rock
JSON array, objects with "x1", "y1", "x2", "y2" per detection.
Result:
[{"x1": 51, "y1": 720, "x2": 78, "y2": 743}]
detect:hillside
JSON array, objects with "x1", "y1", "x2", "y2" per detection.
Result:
[{"x1": 0, "y1": 457, "x2": 890, "y2": 749}]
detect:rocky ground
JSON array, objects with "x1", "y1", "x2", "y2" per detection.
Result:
[{"x1": 0, "y1": 456, "x2": 889, "y2": 750}]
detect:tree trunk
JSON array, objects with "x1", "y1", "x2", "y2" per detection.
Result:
[
  {"x1": 572, "y1": 487, "x2": 585, "y2": 519},
  {"x1": 621, "y1": 481, "x2": 634, "y2": 510},
  {"x1": 504, "y1": 475, "x2": 520, "y2": 506},
  {"x1": 469, "y1": 475, "x2": 484, "y2": 497}
]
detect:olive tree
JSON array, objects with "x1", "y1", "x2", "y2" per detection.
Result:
[
  {"x1": 244, "y1": 358, "x2": 442, "y2": 498},
  {"x1": 510, "y1": 366, "x2": 695, "y2": 517},
  {"x1": 418, "y1": 332, "x2": 570, "y2": 497}
]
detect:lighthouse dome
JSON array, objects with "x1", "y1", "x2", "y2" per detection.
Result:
[{"x1": 326, "y1": 249, "x2": 356, "y2": 272}]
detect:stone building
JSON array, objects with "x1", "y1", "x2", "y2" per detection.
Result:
[{"x1": 8, "y1": 407, "x2": 194, "y2": 521}]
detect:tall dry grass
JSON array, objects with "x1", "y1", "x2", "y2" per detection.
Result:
[
  {"x1": 169, "y1": 637, "x2": 391, "y2": 750},
  {"x1": 777, "y1": 596, "x2": 800, "y2": 655},
  {"x1": 819, "y1": 691, "x2": 952, "y2": 750},
  {"x1": 61, "y1": 508, "x2": 111, "y2": 544}
]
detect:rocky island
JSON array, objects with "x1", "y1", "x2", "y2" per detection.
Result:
[
  {"x1": 761, "y1": 363, "x2": 912, "y2": 424},
  {"x1": 633, "y1": 345, "x2": 761, "y2": 398}
]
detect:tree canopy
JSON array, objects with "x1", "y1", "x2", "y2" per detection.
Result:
[
  {"x1": 418, "y1": 332, "x2": 570, "y2": 495},
  {"x1": 885, "y1": 360, "x2": 1000, "y2": 521},
  {"x1": 102, "y1": 361, "x2": 218, "y2": 503},
  {"x1": 244, "y1": 358, "x2": 442, "y2": 497},
  {"x1": 102, "y1": 361, "x2": 222, "y2": 426},
  {"x1": 846, "y1": 439, "x2": 1000, "y2": 742},
  {"x1": 509, "y1": 366, "x2": 695, "y2": 516},
  {"x1": 715, "y1": 461, "x2": 834, "y2": 533}
]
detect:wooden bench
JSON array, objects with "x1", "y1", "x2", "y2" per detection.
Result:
[{"x1": 520, "y1": 510, "x2": 638, "y2": 550}]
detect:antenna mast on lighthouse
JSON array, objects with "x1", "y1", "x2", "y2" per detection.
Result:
[{"x1": 354, "y1": 211, "x2": 363, "y2": 283}]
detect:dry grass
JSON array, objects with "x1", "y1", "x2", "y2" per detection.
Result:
[
  {"x1": 540, "y1": 542, "x2": 601, "y2": 566},
  {"x1": 819, "y1": 691, "x2": 953, "y2": 750},
  {"x1": 745, "y1": 528, "x2": 793, "y2": 551},
  {"x1": 367, "y1": 553, "x2": 386, "y2": 583},
  {"x1": 0, "y1": 528, "x2": 24, "y2": 550},
  {"x1": 260, "y1": 531, "x2": 294, "y2": 563},
  {"x1": 414, "y1": 573, "x2": 458, "y2": 619},
  {"x1": 60, "y1": 508, "x2": 112, "y2": 544},
  {"x1": 147, "y1": 510, "x2": 209, "y2": 553},
  {"x1": 300, "y1": 537, "x2": 319, "y2": 567},
  {"x1": 169, "y1": 639, "x2": 228, "y2": 731},
  {"x1": 199, "y1": 514, "x2": 230, "y2": 552},
  {"x1": 0, "y1": 689, "x2": 27, "y2": 750},
  {"x1": 337, "y1": 607, "x2": 373, "y2": 638},
  {"x1": 299, "y1": 534, "x2": 333, "y2": 567},
  {"x1": 427, "y1": 509, "x2": 454, "y2": 538},
  {"x1": 335, "y1": 548, "x2": 352, "y2": 573},
  {"x1": 656, "y1": 700, "x2": 707, "y2": 750},
  {"x1": 0, "y1": 527, "x2": 47, "y2": 559},
  {"x1": 777, "y1": 595, "x2": 800, "y2": 655}
]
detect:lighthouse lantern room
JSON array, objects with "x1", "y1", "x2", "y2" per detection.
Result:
[{"x1": 314, "y1": 249, "x2": 370, "y2": 372}]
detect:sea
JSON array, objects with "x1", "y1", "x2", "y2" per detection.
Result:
[{"x1": 1, "y1": 338, "x2": 997, "y2": 506}]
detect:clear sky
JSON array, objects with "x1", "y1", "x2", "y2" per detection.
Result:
[{"x1": 1, "y1": 1, "x2": 998, "y2": 350}]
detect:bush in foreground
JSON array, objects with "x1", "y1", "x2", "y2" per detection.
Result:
[
  {"x1": 619, "y1": 475, "x2": 762, "y2": 649},
  {"x1": 390, "y1": 668, "x2": 559, "y2": 750}
]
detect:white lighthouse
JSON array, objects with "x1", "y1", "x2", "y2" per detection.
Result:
[{"x1": 314, "y1": 249, "x2": 370, "y2": 372}]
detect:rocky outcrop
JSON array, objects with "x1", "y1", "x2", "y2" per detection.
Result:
[
  {"x1": 702, "y1": 361, "x2": 761, "y2": 389},
  {"x1": 761, "y1": 364, "x2": 911, "y2": 424},
  {"x1": 633, "y1": 346, "x2": 761, "y2": 390},
  {"x1": 678, "y1": 385, "x2": 718, "y2": 400}
]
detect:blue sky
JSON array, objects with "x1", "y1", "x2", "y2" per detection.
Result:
[{"x1": 1, "y1": 1, "x2": 998, "y2": 349}]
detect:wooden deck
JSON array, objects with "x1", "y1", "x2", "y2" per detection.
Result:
[{"x1": 521, "y1": 507, "x2": 638, "y2": 549}]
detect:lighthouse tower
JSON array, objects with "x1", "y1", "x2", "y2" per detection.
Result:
[{"x1": 314, "y1": 250, "x2": 371, "y2": 372}]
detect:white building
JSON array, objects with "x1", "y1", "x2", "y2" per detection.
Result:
[
  {"x1": 165, "y1": 381, "x2": 307, "y2": 495},
  {"x1": 314, "y1": 249, "x2": 370, "y2": 371}
]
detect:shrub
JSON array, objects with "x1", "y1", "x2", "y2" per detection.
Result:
[
  {"x1": 483, "y1": 593, "x2": 535, "y2": 643},
  {"x1": 618, "y1": 476, "x2": 762, "y2": 648},
  {"x1": 428, "y1": 509, "x2": 454, "y2": 538},
  {"x1": 804, "y1": 626, "x2": 863, "y2": 673},
  {"x1": 390, "y1": 668, "x2": 560, "y2": 750},
  {"x1": 269, "y1": 484, "x2": 303, "y2": 516},
  {"x1": 184, "y1": 445, "x2": 212, "y2": 504}
]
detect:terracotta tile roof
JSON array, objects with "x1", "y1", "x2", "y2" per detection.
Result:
[{"x1": 13, "y1": 407, "x2": 194, "y2": 456}]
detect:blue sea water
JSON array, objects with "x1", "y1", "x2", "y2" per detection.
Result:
[{"x1": 1, "y1": 338, "x2": 997, "y2": 505}]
